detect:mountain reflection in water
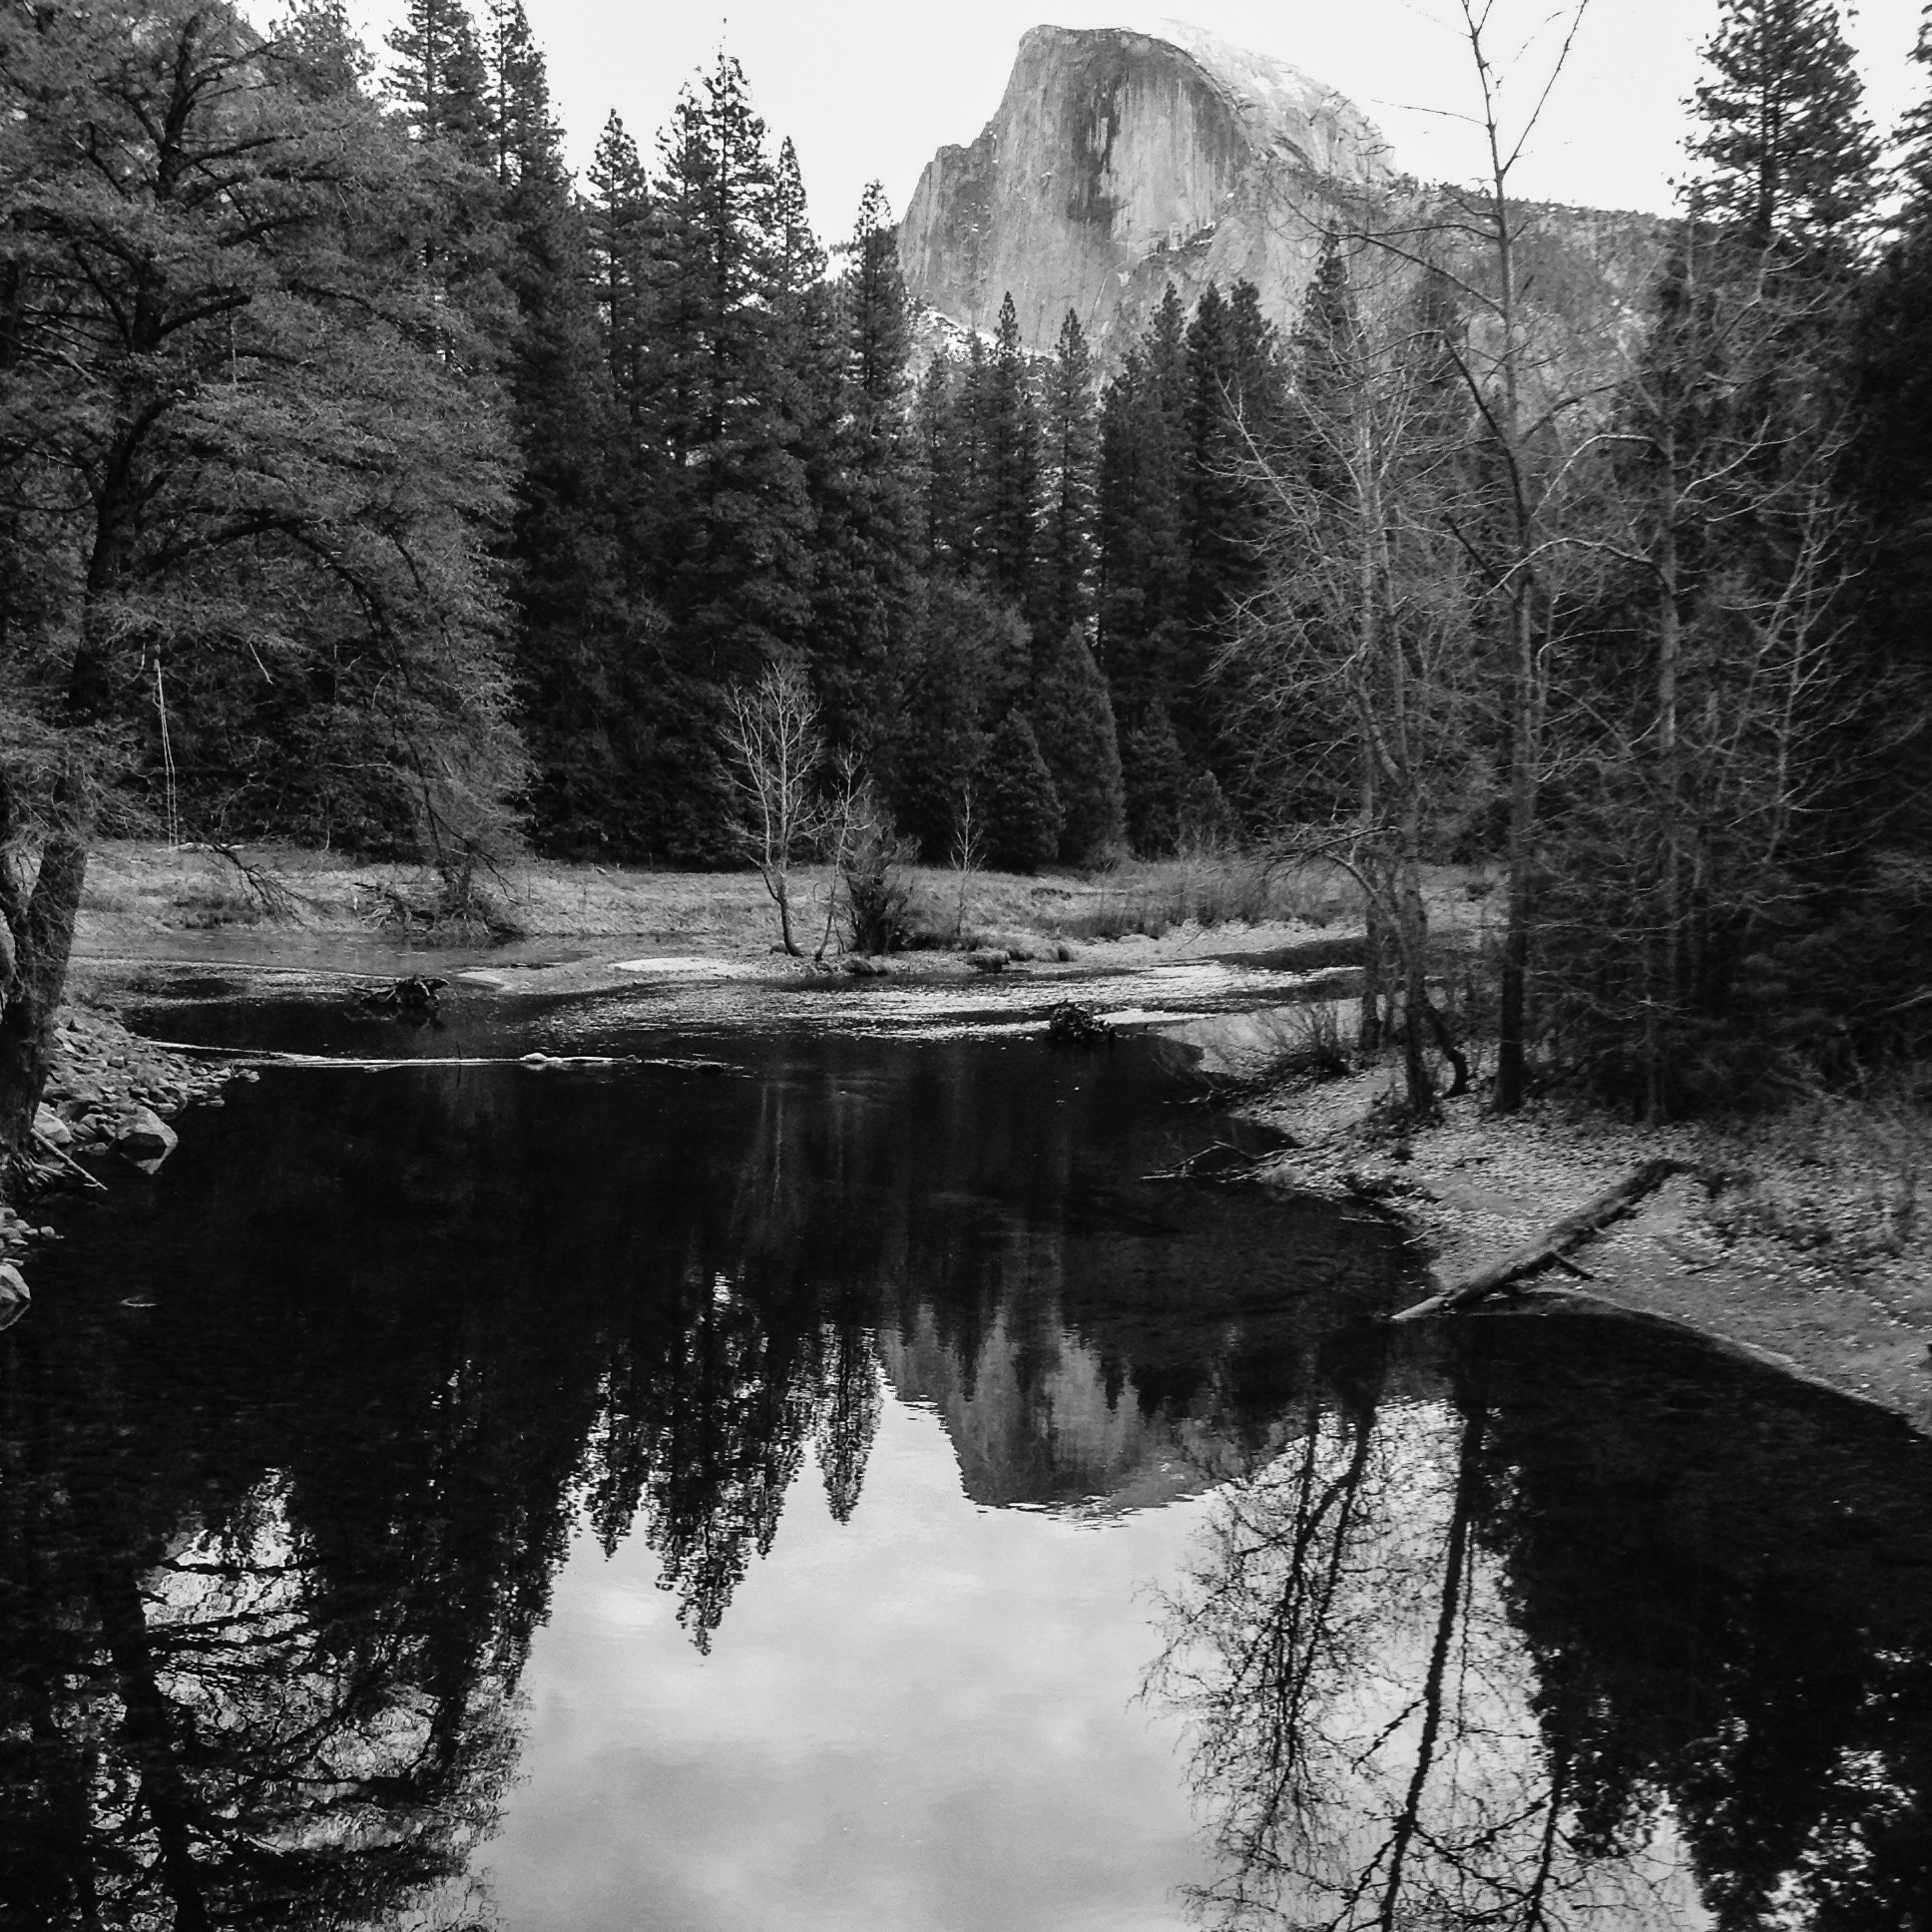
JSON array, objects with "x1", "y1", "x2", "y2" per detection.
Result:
[{"x1": 0, "y1": 1018, "x2": 1928, "y2": 1929}]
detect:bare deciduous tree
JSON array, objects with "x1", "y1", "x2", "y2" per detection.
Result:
[
  {"x1": 1228, "y1": 242, "x2": 1485, "y2": 1115},
  {"x1": 723, "y1": 663, "x2": 824, "y2": 958}
]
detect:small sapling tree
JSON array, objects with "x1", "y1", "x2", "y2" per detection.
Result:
[
  {"x1": 723, "y1": 662, "x2": 823, "y2": 957},
  {"x1": 951, "y1": 780, "x2": 985, "y2": 941}
]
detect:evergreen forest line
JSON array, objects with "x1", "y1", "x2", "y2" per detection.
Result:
[{"x1": 6, "y1": 0, "x2": 1932, "y2": 1130}]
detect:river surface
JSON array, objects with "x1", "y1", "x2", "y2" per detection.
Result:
[{"x1": 2, "y1": 964, "x2": 1930, "y2": 1930}]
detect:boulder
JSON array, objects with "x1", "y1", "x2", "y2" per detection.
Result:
[
  {"x1": 32, "y1": 1105, "x2": 73, "y2": 1150},
  {"x1": 110, "y1": 1104, "x2": 179, "y2": 1166},
  {"x1": 0, "y1": 1261, "x2": 28, "y2": 1332}
]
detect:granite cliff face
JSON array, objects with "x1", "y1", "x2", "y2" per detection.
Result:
[{"x1": 899, "y1": 22, "x2": 1389, "y2": 355}]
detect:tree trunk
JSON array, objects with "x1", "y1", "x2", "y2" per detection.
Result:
[
  {"x1": 1381, "y1": 490, "x2": 1433, "y2": 1118},
  {"x1": 1356, "y1": 440, "x2": 1389, "y2": 1057},
  {"x1": 1375, "y1": 1401, "x2": 1482, "y2": 1926},
  {"x1": 0, "y1": 779, "x2": 89, "y2": 1159},
  {"x1": 91, "y1": 1558, "x2": 212, "y2": 1932},
  {"x1": 1650, "y1": 501, "x2": 1683, "y2": 1123},
  {"x1": 769, "y1": 870, "x2": 802, "y2": 957},
  {"x1": 1496, "y1": 589, "x2": 1539, "y2": 1113}
]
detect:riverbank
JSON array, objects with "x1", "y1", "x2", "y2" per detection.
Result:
[{"x1": 1245, "y1": 1064, "x2": 1932, "y2": 1435}]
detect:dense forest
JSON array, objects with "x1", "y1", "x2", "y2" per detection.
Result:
[{"x1": 4, "y1": 0, "x2": 1932, "y2": 1128}]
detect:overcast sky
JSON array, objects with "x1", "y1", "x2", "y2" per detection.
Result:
[{"x1": 347, "y1": 0, "x2": 1927, "y2": 237}]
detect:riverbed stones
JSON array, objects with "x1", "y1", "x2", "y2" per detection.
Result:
[{"x1": 32, "y1": 1106, "x2": 72, "y2": 1150}]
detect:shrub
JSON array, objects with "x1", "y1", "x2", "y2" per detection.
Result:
[{"x1": 838, "y1": 794, "x2": 916, "y2": 955}]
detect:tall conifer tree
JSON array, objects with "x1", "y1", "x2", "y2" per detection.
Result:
[
  {"x1": 911, "y1": 356, "x2": 967, "y2": 573},
  {"x1": 645, "y1": 57, "x2": 814, "y2": 680},
  {"x1": 490, "y1": 6, "x2": 636, "y2": 849},
  {"x1": 1690, "y1": 0, "x2": 1876, "y2": 258},
  {"x1": 807, "y1": 182, "x2": 918, "y2": 752},
  {"x1": 1096, "y1": 289, "x2": 1187, "y2": 718},
  {"x1": 1035, "y1": 309, "x2": 1099, "y2": 641},
  {"x1": 977, "y1": 292, "x2": 1041, "y2": 609}
]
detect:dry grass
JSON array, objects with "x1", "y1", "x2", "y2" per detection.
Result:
[
  {"x1": 75, "y1": 842, "x2": 1493, "y2": 976},
  {"x1": 1046, "y1": 854, "x2": 1336, "y2": 941},
  {"x1": 79, "y1": 841, "x2": 1395, "y2": 954}
]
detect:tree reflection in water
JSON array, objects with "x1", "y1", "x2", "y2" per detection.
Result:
[
  {"x1": 1153, "y1": 1319, "x2": 1932, "y2": 1932},
  {"x1": 0, "y1": 1027, "x2": 1402, "y2": 1923}
]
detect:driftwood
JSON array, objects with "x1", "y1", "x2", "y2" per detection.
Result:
[
  {"x1": 1045, "y1": 1001, "x2": 1113, "y2": 1047},
  {"x1": 1142, "y1": 1140, "x2": 1266, "y2": 1183},
  {"x1": 1388, "y1": 1158, "x2": 1690, "y2": 1323},
  {"x1": 359, "y1": 975, "x2": 447, "y2": 1015},
  {"x1": 31, "y1": 1127, "x2": 110, "y2": 1190}
]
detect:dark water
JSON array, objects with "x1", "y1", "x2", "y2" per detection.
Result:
[{"x1": 2, "y1": 988, "x2": 1930, "y2": 1930}]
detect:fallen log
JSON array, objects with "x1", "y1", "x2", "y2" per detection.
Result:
[
  {"x1": 131, "y1": 1041, "x2": 726, "y2": 1073},
  {"x1": 1388, "y1": 1158, "x2": 1690, "y2": 1323}
]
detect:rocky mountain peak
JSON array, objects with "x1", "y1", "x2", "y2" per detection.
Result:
[{"x1": 898, "y1": 21, "x2": 1389, "y2": 356}]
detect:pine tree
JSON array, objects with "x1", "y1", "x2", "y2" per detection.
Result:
[
  {"x1": 1183, "y1": 280, "x2": 1282, "y2": 701},
  {"x1": 384, "y1": 0, "x2": 508, "y2": 364},
  {"x1": 1287, "y1": 226, "x2": 1360, "y2": 510},
  {"x1": 1123, "y1": 700, "x2": 1189, "y2": 856},
  {"x1": 1034, "y1": 309, "x2": 1099, "y2": 640},
  {"x1": 1096, "y1": 288, "x2": 1187, "y2": 721},
  {"x1": 1690, "y1": 0, "x2": 1877, "y2": 258},
  {"x1": 982, "y1": 713, "x2": 1063, "y2": 873},
  {"x1": 485, "y1": 0, "x2": 552, "y2": 186},
  {"x1": 386, "y1": 0, "x2": 492, "y2": 160},
  {"x1": 591, "y1": 56, "x2": 825, "y2": 857},
  {"x1": 586, "y1": 113, "x2": 650, "y2": 427},
  {"x1": 489, "y1": 9, "x2": 637, "y2": 850},
  {"x1": 911, "y1": 355, "x2": 967, "y2": 572},
  {"x1": 953, "y1": 334, "x2": 993, "y2": 574},
  {"x1": 977, "y1": 292, "x2": 1041, "y2": 608},
  {"x1": 1031, "y1": 623, "x2": 1126, "y2": 865},
  {"x1": 804, "y1": 179, "x2": 918, "y2": 753},
  {"x1": 889, "y1": 579, "x2": 1028, "y2": 857},
  {"x1": 646, "y1": 53, "x2": 813, "y2": 659}
]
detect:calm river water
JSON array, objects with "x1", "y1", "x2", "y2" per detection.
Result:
[{"x1": 2, "y1": 967, "x2": 1929, "y2": 1930}]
